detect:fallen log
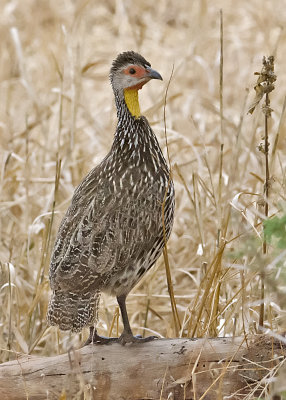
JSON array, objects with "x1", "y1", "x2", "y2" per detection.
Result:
[{"x1": 0, "y1": 335, "x2": 284, "y2": 400}]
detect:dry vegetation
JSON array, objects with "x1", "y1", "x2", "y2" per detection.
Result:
[{"x1": 1, "y1": 0, "x2": 286, "y2": 397}]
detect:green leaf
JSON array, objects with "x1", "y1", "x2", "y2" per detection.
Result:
[{"x1": 264, "y1": 215, "x2": 286, "y2": 249}]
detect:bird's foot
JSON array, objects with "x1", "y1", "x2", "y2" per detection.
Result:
[
  {"x1": 83, "y1": 327, "x2": 157, "y2": 346},
  {"x1": 84, "y1": 329, "x2": 118, "y2": 346},
  {"x1": 117, "y1": 332, "x2": 158, "y2": 346}
]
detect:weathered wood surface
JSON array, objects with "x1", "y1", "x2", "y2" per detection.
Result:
[{"x1": 0, "y1": 335, "x2": 284, "y2": 400}]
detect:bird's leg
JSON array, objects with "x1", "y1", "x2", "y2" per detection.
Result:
[
  {"x1": 117, "y1": 294, "x2": 157, "y2": 345},
  {"x1": 83, "y1": 295, "x2": 158, "y2": 347},
  {"x1": 83, "y1": 326, "x2": 118, "y2": 346}
]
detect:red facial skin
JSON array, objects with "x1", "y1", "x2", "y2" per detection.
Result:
[{"x1": 123, "y1": 65, "x2": 150, "y2": 90}]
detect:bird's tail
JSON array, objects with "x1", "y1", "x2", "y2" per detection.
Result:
[{"x1": 47, "y1": 290, "x2": 100, "y2": 332}]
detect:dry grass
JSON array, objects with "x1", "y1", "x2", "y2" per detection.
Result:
[{"x1": 1, "y1": 0, "x2": 286, "y2": 395}]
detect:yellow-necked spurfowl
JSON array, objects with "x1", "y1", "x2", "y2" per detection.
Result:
[{"x1": 47, "y1": 51, "x2": 175, "y2": 345}]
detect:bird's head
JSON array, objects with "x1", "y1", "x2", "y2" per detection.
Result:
[{"x1": 110, "y1": 51, "x2": 163, "y2": 118}]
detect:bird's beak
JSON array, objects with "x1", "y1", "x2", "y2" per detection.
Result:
[{"x1": 146, "y1": 66, "x2": 163, "y2": 81}]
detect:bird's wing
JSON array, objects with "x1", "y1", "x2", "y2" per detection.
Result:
[{"x1": 49, "y1": 163, "x2": 168, "y2": 292}]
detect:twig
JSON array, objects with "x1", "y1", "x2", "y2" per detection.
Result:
[
  {"x1": 162, "y1": 65, "x2": 181, "y2": 336},
  {"x1": 218, "y1": 9, "x2": 224, "y2": 247},
  {"x1": 248, "y1": 56, "x2": 276, "y2": 328}
]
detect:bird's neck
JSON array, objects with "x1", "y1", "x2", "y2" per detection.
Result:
[
  {"x1": 123, "y1": 88, "x2": 141, "y2": 119},
  {"x1": 112, "y1": 92, "x2": 167, "y2": 171}
]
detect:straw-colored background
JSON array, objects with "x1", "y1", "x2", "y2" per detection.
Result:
[{"x1": 1, "y1": 0, "x2": 286, "y2": 369}]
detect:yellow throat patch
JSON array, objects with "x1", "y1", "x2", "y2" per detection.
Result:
[{"x1": 124, "y1": 89, "x2": 141, "y2": 118}]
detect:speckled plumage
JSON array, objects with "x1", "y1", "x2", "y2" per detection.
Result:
[{"x1": 47, "y1": 51, "x2": 175, "y2": 337}]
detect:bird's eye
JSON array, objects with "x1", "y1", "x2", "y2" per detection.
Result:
[{"x1": 129, "y1": 68, "x2": 136, "y2": 75}]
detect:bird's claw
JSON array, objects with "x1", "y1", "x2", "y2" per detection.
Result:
[
  {"x1": 84, "y1": 333, "x2": 118, "y2": 346},
  {"x1": 117, "y1": 333, "x2": 158, "y2": 345}
]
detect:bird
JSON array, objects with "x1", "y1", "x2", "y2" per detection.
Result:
[{"x1": 47, "y1": 51, "x2": 175, "y2": 345}]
